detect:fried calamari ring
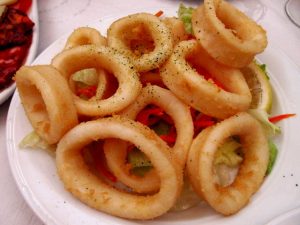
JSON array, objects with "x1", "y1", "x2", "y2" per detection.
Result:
[
  {"x1": 187, "y1": 112, "x2": 269, "y2": 215},
  {"x1": 15, "y1": 65, "x2": 78, "y2": 144},
  {"x1": 192, "y1": 0, "x2": 267, "y2": 68},
  {"x1": 107, "y1": 13, "x2": 173, "y2": 72},
  {"x1": 104, "y1": 85, "x2": 193, "y2": 193},
  {"x1": 162, "y1": 17, "x2": 189, "y2": 46},
  {"x1": 51, "y1": 45, "x2": 142, "y2": 117},
  {"x1": 160, "y1": 40, "x2": 251, "y2": 119},
  {"x1": 56, "y1": 116, "x2": 182, "y2": 220},
  {"x1": 64, "y1": 27, "x2": 107, "y2": 50}
]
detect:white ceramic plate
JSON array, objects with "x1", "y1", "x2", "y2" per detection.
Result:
[
  {"x1": 6, "y1": 9, "x2": 300, "y2": 225},
  {"x1": 0, "y1": 0, "x2": 39, "y2": 105},
  {"x1": 266, "y1": 207, "x2": 300, "y2": 225}
]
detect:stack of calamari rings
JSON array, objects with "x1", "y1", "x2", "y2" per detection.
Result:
[{"x1": 15, "y1": 0, "x2": 270, "y2": 220}]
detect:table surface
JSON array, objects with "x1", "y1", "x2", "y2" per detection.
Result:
[{"x1": 0, "y1": 0, "x2": 300, "y2": 224}]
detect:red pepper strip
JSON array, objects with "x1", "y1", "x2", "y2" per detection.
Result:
[
  {"x1": 160, "y1": 113, "x2": 174, "y2": 125},
  {"x1": 195, "y1": 113, "x2": 214, "y2": 122},
  {"x1": 192, "y1": 110, "x2": 215, "y2": 136},
  {"x1": 190, "y1": 108, "x2": 197, "y2": 119},
  {"x1": 89, "y1": 142, "x2": 117, "y2": 183},
  {"x1": 269, "y1": 113, "x2": 296, "y2": 123},
  {"x1": 136, "y1": 107, "x2": 164, "y2": 126},
  {"x1": 194, "y1": 120, "x2": 215, "y2": 128},
  {"x1": 187, "y1": 34, "x2": 196, "y2": 40},
  {"x1": 160, "y1": 127, "x2": 176, "y2": 145},
  {"x1": 136, "y1": 105, "x2": 177, "y2": 146},
  {"x1": 127, "y1": 144, "x2": 135, "y2": 153},
  {"x1": 154, "y1": 10, "x2": 164, "y2": 17},
  {"x1": 76, "y1": 85, "x2": 97, "y2": 99},
  {"x1": 160, "y1": 134, "x2": 176, "y2": 144}
]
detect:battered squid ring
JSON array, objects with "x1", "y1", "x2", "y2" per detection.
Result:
[
  {"x1": 160, "y1": 40, "x2": 251, "y2": 119},
  {"x1": 64, "y1": 27, "x2": 107, "y2": 50},
  {"x1": 51, "y1": 45, "x2": 142, "y2": 117},
  {"x1": 107, "y1": 13, "x2": 173, "y2": 72},
  {"x1": 15, "y1": 65, "x2": 78, "y2": 144},
  {"x1": 162, "y1": 17, "x2": 189, "y2": 46},
  {"x1": 186, "y1": 112, "x2": 269, "y2": 215},
  {"x1": 104, "y1": 85, "x2": 193, "y2": 193},
  {"x1": 56, "y1": 116, "x2": 183, "y2": 220},
  {"x1": 192, "y1": 0, "x2": 267, "y2": 68}
]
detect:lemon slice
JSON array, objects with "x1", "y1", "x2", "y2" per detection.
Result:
[{"x1": 240, "y1": 61, "x2": 273, "y2": 113}]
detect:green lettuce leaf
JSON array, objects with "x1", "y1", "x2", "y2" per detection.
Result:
[
  {"x1": 151, "y1": 120, "x2": 170, "y2": 135},
  {"x1": 266, "y1": 140, "x2": 278, "y2": 175},
  {"x1": 72, "y1": 68, "x2": 98, "y2": 86},
  {"x1": 214, "y1": 139, "x2": 243, "y2": 167},
  {"x1": 19, "y1": 131, "x2": 56, "y2": 152},
  {"x1": 178, "y1": 3, "x2": 195, "y2": 34},
  {"x1": 171, "y1": 178, "x2": 202, "y2": 211},
  {"x1": 248, "y1": 109, "x2": 281, "y2": 136}
]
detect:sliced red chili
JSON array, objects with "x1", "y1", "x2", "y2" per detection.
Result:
[
  {"x1": 191, "y1": 108, "x2": 215, "y2": 136},
  {"x1": 160, "y1": 127, "x2": 176, "y2": 145},
  {"x1": 194, "y1": 120, "x2": 215, "y2": 128},
  {"x1": 76, "y1": 85, "x2": 97, "y2": 99},
  {"x1": 136, "y1": 105, "x2": 176, "y2": 146},
  {"x1": 136, "y1": 107, "x2": 164, "y2": 126},
  {"x1": 154, "y1": 10, "x2": 164, "y2": 17},
  {"x1": 269, "y1": 113, "x2": 296, "y2": 123}
]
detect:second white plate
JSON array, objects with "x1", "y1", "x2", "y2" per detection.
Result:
[{"x1": 0, "y1": 0, "x2": 39, "y2": 105}]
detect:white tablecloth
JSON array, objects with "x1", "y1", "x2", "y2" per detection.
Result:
[{"x1": 0, "y1": 0, "x2": 299, "y2": 224}]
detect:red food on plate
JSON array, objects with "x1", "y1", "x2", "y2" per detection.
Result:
[
  {"x1": 9, "y1": 0, "x2": 32, "y2": 13},
  {"x1": 0, "y1": 2, "x2": 34, "y2": 91}
]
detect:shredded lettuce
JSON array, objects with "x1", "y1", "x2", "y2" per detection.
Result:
[
  {"x1": 248, "y1": 109, "x2": 281, "y2": 136},
  {"x1": 130, "y1": 166, "x2": 152, "y2": 177},
  {"x1": 19, "y1": 131, "x2": 56, "y2": 152},
  {"x1": 127, "y1": 121, "x2": 171, "y2": 176},
  {"x1": 127, "y1": 148, "x2": 152, "y2": 167},
  {"x1": 266, "y1": 140, "x2": 278, "y2": 175},
  {"x1": 257, "y1": 62, "x2": 269, "y2": 80},
  {"x1": 214, "y1": 139, "x2": 243, "y2": 167},
  {"x1": 151, "y1": 120, "x2": 170, "y2": 135},
  {"x1": 127, "y1": 148, "x2": 152, "y2": 176},
  {"x1": 171, "y1": 178, "x2": 202, "y2": 211},
  {"x1": 178, "y1": 3, "x2": 195, "y2": 34},
  {"x1": 72, "y1": 68, "x2": 98, "y2": 86}
]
